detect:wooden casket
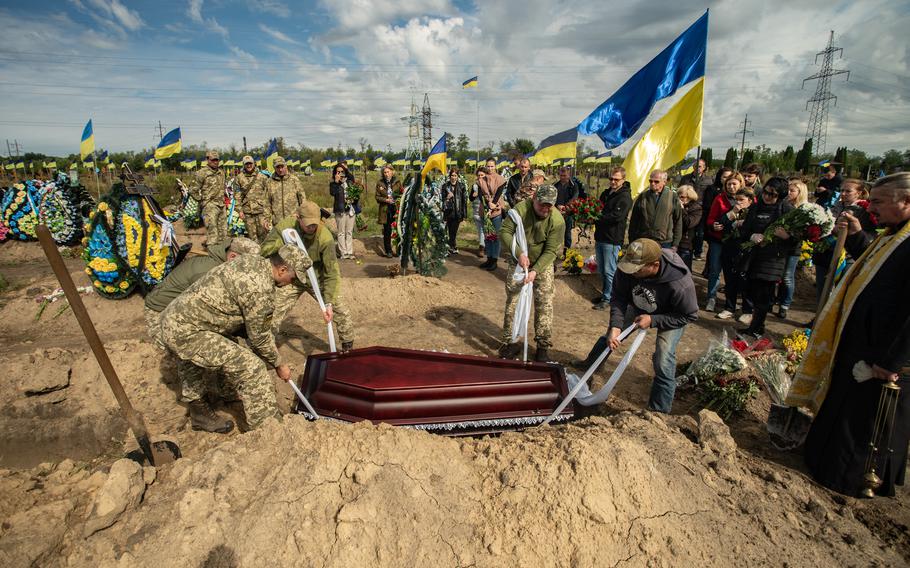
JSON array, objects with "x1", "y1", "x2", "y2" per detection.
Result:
[{"x1": 294, "y1": 347, "x2": 574, "y2": 435}]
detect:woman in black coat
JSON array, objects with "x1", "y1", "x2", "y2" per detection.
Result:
[
  {"x1": 676, "y1": 184, "x2": 703, "y2": 269},
  {"x1": 737, "y1": 177, "x2": 795, "y2": 338},
  {"x1": 441, "y1": 169, "x2": 468, "y2": 254}
]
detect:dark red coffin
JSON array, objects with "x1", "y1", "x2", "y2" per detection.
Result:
[{"x1": 294, "y1": 347, "x2": 574, "y2": 435}]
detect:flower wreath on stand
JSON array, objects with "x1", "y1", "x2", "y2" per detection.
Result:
[
  {"x1": 1, "y1": 181, "x2": 41, "y2": 241},
  {"x1": 224, "y1": 180, "x2": 247, "y2": 237},
  {"x1": 565, "y1": 196, "x2": 603, "y2": 243},
  {"x1": 395, "y1": 175, "x2": 448, "y2": 277},
  {"x1": 37, "y1": 180, "x2": 83, "y2": 246}
]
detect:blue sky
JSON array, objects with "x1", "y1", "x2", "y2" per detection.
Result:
[{"x1": 0, "y1": 0, "x2": 907, "y2": 158}]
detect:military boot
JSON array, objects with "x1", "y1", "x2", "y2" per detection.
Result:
[
  {"x1": 341, "y1": 341, "x2": 354, "y2": 353},
  {"x1": 497, "y1": 342, "x2": 521, "y2": 359},
  {"x1": 534, "y1": 347, "x2": 550, "y2": 363},
  {"x1": 188, "y1": 400, "x2": 234, "y2": 434}
]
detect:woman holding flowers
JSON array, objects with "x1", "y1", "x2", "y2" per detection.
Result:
[
  {"x1": 704, "y1": 172, "x2": 745, "y2": 312},
  {"x1": 375, "y1": 165, "x2": 402, "y2": 257},
  {"x1": 735, "y1": 177, "x2": 795, "y2": 338},
  {"x1": 330, "y1": 163, "x2": 359, "y2": 259},
  {"x1": 776, "y1": 179, "x2": 810, "y2": 318}
]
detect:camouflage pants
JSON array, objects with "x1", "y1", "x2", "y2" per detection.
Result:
[
  {"x1": 161, "y1": 326, "x2": 279, "y2": 429},
  {"x1": 145, "y1": 307, "x2": 218, "y2": 402},
  {"x1": 242, "y1": 212, "x2": 268, "y2": 242},
  {"x1": 201, "y1": 201, "x2": 228, "y2": 244},
  {"x1": 500, "y1": 263, "x2": 555, "y2": 349},
  {"x1": 272, "y1": 281, "x2": 355, "y2": 343}
]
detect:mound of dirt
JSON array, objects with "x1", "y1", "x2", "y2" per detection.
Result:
[{"x1": 16, "y1": 412, "x2": 896, "y2": 567}]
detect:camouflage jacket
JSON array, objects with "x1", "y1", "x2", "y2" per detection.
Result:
[
  {"x1": 235, "y1": 170, "x2": 269, "y2": 215},
  {"x1": 144, "y1": 241, "x2": 229, "y2": 312},
  {"x1": 500, "y1": 199, "x2": 565, "y2": 273},
  {"x1": 265, "y1": 174, "x2": 307, "y2": 223},
  {"x1": 160, "y1": 254, "x2": 291, "y2": 368},
  {"x1": 260, "y1": 218, "x2": 341, "y2": 304},
  {"x1": 193, "y1": 166, "x2": 226, "y2": 205}
]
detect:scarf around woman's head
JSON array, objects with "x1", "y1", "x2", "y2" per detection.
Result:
[{"x1": 785, "y1": 220, "x2": 910, "y2": 413}]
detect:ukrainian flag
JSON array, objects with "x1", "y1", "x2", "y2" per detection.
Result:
[
  {"x1": 678, "y1": 159, "x2": 696, "y2": 176},
  {"x1": 421, "y1": 134, "x2": 447, "y2": 180},
  {"x1": 462, "y1": 76, "x2": 478, "y2": 89},
  {"x1": 532, "y1": 128, "x2": 578, "y2": 165},
  {"x1": 144, "y1": 155, "x2": 156, "y2": 168},
  {"x1": 264, "y1": 138, "x2": 278, "y2": 172},
  {"x1": 595, "y1": 152, "x2": 612, "y2": 164},
  {"x1": 155, "y1": 127, "x2": 182, "y2": 159},
  {"x1": 80, "y1": 119, "x2": 95, "y2": 160},
  {"x1": 45, "y1": 161, "x2": 57, "y2": 169}
]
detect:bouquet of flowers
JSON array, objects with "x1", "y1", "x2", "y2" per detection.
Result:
[
  {"x1": 742, "y1": 202, "x2": 834, "y2": 250},
  {"x1": 798, "y1": 240, "x2": 814, "y2": 267},
  {"x1": 565, "y1": 196, "x2": 603, "y2": 227},
  {"x1": 483, "y1": 216, "x2": 498, "y2": 243},
  {"x1": 562, "y1": 247, "x2": 585, "y2": 274},
  {"x1": 752, "y1": 352, "x2": 790, "y2": 405},
  {"x1": 781, "y1": 328, "x2": 810, "y2": 375}
]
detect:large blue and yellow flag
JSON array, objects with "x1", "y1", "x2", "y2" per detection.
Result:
[
  {"x1": 462, "y1": 76, "x2": 478, "y2": 89},
  {"x1": 155, "y1": 127, "x2": 182, "y2": 159},
  {"x1": 80, "y1": 119, "x2": 95, "y2": 160},
  {"x1": 421, "y1": 134, "x2": 447, "y2": 180},
  {"x1": 578, "y1": 11, "x2": 708, "y2": 148},
  {"x1": 264, "y1": 138, "x2": 278, "y2": 172},
  {"x1": 622, "y1": 78, "x2": 704, "y2": 196},
  {"x1": 532, "y1": 128, "x2": 578, "y2": 165},
  {"x1": 144, "y1": 155, "x2": 156, "y2": 168}
]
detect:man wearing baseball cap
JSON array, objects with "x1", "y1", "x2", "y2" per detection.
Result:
[
  {"x1": 236, "y1": 155, "x2": 269, "y2": 241},
  {"x1": 192, "y1": 150, "x2": 228, "y2": 245},
  {"x1": 602, "y1": 238, "x2": 698, "y2": 413},
  {"x1": 260, "y1": 201, "x2": 357, "y2": 352},
  {"x1": 498, "y1": 184, "x2": 565, "y2": 362},
  {"x1": 159, "y1": 243, "x2": 312, "y2": 431},
  {"x1": 264, "y1": 155, "x2": 307, "y2": 225}
]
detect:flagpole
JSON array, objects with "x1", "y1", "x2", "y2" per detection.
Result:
[
  {"x1": 91, "y1": 150, "x2": 101, "y2": 199},
  {"x1": 475, "y1": 92, "x2": 480, "y2": 166}
]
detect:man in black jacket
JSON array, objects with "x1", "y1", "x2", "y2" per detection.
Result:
[
  {"x1": 607, "y1": 239, "x2": 698, "y2": 413},
  {"x1": 505, "y1": 158, "x2": 531, "y2": 206},
  {"x1": 680, "y1": 158, "x2": 713, "y2": 258},
  {"x1": 592, "y1": 166, "x2": 632, "y2": 310},
  {"x1": 815, "y1": 166, "x2": 841, "y2": 210},
  {"x1": 555, "y1": 167, "x2": 580, "y2": 251}
]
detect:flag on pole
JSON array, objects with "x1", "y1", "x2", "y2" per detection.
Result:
[
  {"x1": 80, "y1": 119, "x2": 95, "y2": 160},
  {"x1": 155, "y1": 127, "x2": 182, "y2": 159},
  {"x1": 578, "y1": 11, "x2": 708, "y2": 149},
  {"x1": 531, "y1": 128, "x2": 578, "y2": 165},
  {"x1": 595, "y1": 152, "x2": 612, "y2": 164},
  {"x1": 421, "y1": 134, "x2": 447, "y2": 180},
  {"x1": 462, "y1": 76, "x2": 478, "y2": 89},
  {"x1": 264, "y1": 138, "x2": 279, "y2": 172},
  {"x1": 622, "y1": 78, "x2": 705, "y2": 197}
]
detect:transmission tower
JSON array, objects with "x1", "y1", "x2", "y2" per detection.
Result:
[
  {"x1": 401, "y1": 95, "x2": 421, "y2": 166},
  {"x1": 421, "y1": 93, "x2": 433, "y2": 155},
  {"x1": 802, "y1": 31, "x2": 849, "y2": 156},
  {"x1": 734, "y1": 114, "x2": 753, "y2": 168}
]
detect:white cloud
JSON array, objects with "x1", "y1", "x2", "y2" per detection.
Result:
[
  {"x1": 258, "y1": 23, "x2": 301, "y2": 45},
  {"x1": 247, "y1": 0, "x2": 291, "y2": 18},
  {"x1": 108, "y1": 0, "x2": 143, "y2": 31},
  {"x1": 319, "y1": 0, "x2": 453, "y2": 30}
]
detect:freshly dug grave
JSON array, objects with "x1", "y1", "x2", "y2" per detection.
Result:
[{"x1": 2, "y1": 411, "x2": 903, "y2": 567}]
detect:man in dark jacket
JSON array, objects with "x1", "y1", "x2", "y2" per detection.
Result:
[
  {"x1": 680, "y1": 158, "x2": 713, "y2": 258},
  {"x1": 592, "y1": 166, "x2": 633, "y2": 309},
  {"x1": 555, "y1": 167, "x2": 580, "y2": 250},
  {"x1": 505, "y1": 157, "x2": 531, "y2": 206},
  {"x1": 815, "y1": 166, "x2": 841, "y2": 210},
  {"x1": 627, "y1": 169, "x2": 683, "y2": 249},
  {"x1": 607, "y1": 239, "x2": 698, "y2": 413}
]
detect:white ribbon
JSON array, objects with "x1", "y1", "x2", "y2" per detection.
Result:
[
  {"x1": 152, "y1": 214, "x2": 178, "y2": 249},
  {"x1": 567, "y1": 328, "x2": 648, "y2": 405},
  {"x1": 507, "y1": 208, "x2": 532, "y2": 362},
  {"x1": 540, "y1": 324, "x2": 642, "y2": 425},
  {"x1": 287, "y1": 378, "x2": 320, "y2": 419},
  {"x1": 281, "y1": 228, "x2": 337, "y2": 353}
]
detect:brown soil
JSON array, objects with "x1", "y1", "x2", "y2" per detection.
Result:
[{"x1": 0, "y1": 225, "x2": 906, "y2": 567}]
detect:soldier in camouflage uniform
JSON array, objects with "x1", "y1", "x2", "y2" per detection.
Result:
[
  {"x1": 260, "y1": 201, "x2": 356, "y2": 352},
  {"x1": 144, "y1": 238, "x2": 260, "y2": 432},
  {"x1": 159, "y1": 245, "x2": 312, "y2": 432},
  {"x1": 192, "y1": 150, "x2": 228, "y2": 245},
  {"x1": 265, "y1": 156, "x2": 307, "y2": 225},
  {"x1": 235, "y1": 155, "x2": 269, "y2": 242},
  {"x1": 499, "y1": 184, "x2": 565, "y2": 362}
]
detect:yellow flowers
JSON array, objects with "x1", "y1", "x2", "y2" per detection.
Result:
[
  {"x1": 122, "y1": 204, "x2": 170, "y2": 281},
  {"x1": 88, "y1": 257, "x2": 118, "y2": 272},
  {"x1": 97, "y1": 202, "x2": 109, "y2": 212},
  {"x1": 562, "y1": 248, "x2": 585, "y2": 274},
  {"x1": 576, "y1": 261, "x2": 584, "y2": 268},
  {"x1": 103, "y1": 285, "x2": 116, "y2": 293},
  {"x1": 119, "y1": 281, "x2": 129, "y2": 290}
]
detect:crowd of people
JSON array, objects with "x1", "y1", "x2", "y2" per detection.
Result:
[{"x1": 134, "y1": 150, "x2": 908, "y2": 499}]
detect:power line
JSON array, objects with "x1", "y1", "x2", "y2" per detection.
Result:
[
  {"x1": 802, "y1": 30, "x2": 850, "y2": 156},
  {"x1": 734, "y1": 114, "x2": 753, "y2": 169}
]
